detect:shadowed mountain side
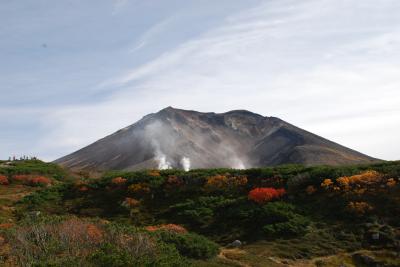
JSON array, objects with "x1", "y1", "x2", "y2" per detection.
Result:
[{"x1": 55, "y1": 107, "x2": 379, "y2": 171}]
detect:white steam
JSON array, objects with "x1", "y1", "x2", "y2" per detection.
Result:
[
  {"x1": 180, "y1": 157, "x2": 191, "y2": 171},
  {"x1": 231, "y1": 158, "x2": 245, "y2": 169},
  {"x1": 156, "y1": 153, "x2": 171, "y2": 170}
]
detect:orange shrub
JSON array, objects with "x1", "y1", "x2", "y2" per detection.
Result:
[
  {"x1": 0, "y1": 223, "x2": 14, "y2": 229},
  {"x1": 387, "y1": 178, "x2": 397, "y2": 187},
  {"x1": 248, "y1": 187, "x2": 286, "y2": 204},
  {"x1": 58, "y1": 218, "x2": 104, "y2": 244},
  {"x1": 111, "y1": 177, "x2": 127, "y2": 186},
  {"x1": 321, "y1": 179, "x2": 333, "y2": 189},
  {"x1": 336, "y1": 171, "x2": 382, "y2": 189},
  {"x1": 145, "y1": 224, "x2": 187, "y2": 234},
  {"x1": 347, "y1": 201, "x2": 373, "y2": 216},
  {"x1": 86, "y1": 224, "x2": 103, "y2": 243},
  {"x1": 148, "y1": 170, "x2": 160, "y2": 177},
  {"x1": 0, "y1": 175, "x2": 9, "y2": 185},
  {"x1": 231, "y1": 176, "x2": 248, "y2": 186},
  {"x1": 306, "y1": 185, "x2": 316, "y2": 195},
  {"x1": 205, "y1": 175, "x2": 228, "y2": 189},
  {"x1": 205, "y1": 175, "x2": 248, "y2": 190},
  {"x1": 165, "y1": 175, "x2": 184, "y2": 187},
  {"x1": 128, "y1": 183, "x2": 150, "y2": 194},
  {"x1": 122, "y1": 197, "x2": 140, "y2": 208}
]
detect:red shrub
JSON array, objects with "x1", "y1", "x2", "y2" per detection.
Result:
[
  {"x1": 165, "y1": 175, "x2": 184, "y2": 188},
  {"x1": 12, "y1": 174, "x2": 31, "y2": 183},
  {"x1": 78, "y1": 186, "x2": 89, "y2": 192},
  {"x1": 0, "y1": 175, "x2": 9, "y2": 185},
  {"x1": 111, "y1": 177, "x2": 127, "y2": 186},
  {"x1": 30, "y1": 176, "x2": 52, "y2": 186},
  {"x1": 0, "y1": 223, "x2": 14, "y2": 229},
  {"x1": 248, "y1": 187, "x2": 286, "y2": 204}
]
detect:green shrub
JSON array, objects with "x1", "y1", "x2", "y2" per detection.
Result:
[
  {"x1": 263, "y1": 214, "x2": 310, "y2": 237},
  {"x1": 257, "y1": 202, "x2": 310, "y2": 237},
  {"x1": 170, "y1": 196, "x2": 237, "y2": 227},
  {"x1": 158, "y1": 231, "x2": 219, "y2": 259}
]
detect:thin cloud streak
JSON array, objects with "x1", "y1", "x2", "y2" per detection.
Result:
[{"x1": 1, "y1": 0, "x2": 399, "y2": 161}]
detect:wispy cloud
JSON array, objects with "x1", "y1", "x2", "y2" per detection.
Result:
[{"x1": 1, "y1": 0, "x2": 400, "y2": 161}]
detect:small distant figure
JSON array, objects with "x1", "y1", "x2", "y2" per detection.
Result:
[{"x1": 42, "y1": 43, "x2": 47, "y2": 48}]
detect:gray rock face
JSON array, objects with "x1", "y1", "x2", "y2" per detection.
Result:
[{"x1": 55, "y1": 107, "x2": 379, "y2": 171}]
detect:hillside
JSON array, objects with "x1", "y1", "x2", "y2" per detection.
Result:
[
  {"x1": 1, "y1": 160, "x2": 399, "y2": 266},
  {"x1": 55, "y1": 107, "x2": 378, "y2": 171}
]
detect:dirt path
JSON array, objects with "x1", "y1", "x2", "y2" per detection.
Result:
[{"x1": 218, "y1": 248, "x2": 251, "y2": 267}]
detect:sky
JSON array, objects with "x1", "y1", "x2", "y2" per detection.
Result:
[{"x1": 0, "y1": 0, "x2": 399, "y2": 161}]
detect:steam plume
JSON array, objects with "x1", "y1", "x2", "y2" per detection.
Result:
[
  {"x1": 180, "y1": 157, "x2": 191, "y2": 171},
  {"x1": 156, "y1": 153, "x2": 171, "y2": 170}
]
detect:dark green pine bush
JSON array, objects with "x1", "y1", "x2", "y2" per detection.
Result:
[{"x1": 157, "y1": 231, "x2": 219, "y2": 259}]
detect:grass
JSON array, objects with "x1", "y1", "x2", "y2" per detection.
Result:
[{"x1": 0, "y1": 184, "x2": 38, "y2": 224}]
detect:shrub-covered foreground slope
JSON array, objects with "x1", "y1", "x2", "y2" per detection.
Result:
[{"x1": 1, "y1": 160, "x2": 400, "y2": 266}]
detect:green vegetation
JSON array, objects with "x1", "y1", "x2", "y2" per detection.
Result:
[
  {"x1": 1, "y1": 160, "x2": 400, "y2": 266},
  {"x1": 0, "y1": 159, "x2": 67, "y2": 180}
]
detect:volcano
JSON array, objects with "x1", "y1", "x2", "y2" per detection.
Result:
[{"x1": 55, "y1": 107, "x2": 378, "y2": 170}]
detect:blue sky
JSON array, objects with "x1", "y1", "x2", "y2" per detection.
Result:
[{"x1": 1, "y1": 0, "x2": 399, "y2": 161}]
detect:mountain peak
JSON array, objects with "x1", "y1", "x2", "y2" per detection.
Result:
[{"x1": 55, "y1": 108, "x2": 378, "y2": 171}]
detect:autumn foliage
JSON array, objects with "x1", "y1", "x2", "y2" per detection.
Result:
[
  {"x1": 347, "y1": 201, "x2": 373, "y2": 216},
  {"x1": 248, "y1": 187, "x2": 286, "y2": 204},
  {"x1": 165, "y1": 175, "x2": 184, "y2": 188},
  {"x1": 0, "y1": 223, "x2": 14, "y2": 229},
  {"x1": 205, "y1": 175, "x2": 248, "y2": 190},
  {"x1": 320, "y1": 171, "x2": 396, "y2": 193},
  {"x1": 29, "y1": 176, "x2": 52, "y2": 186},
  {"x1": 122, "y1": 197, "x2": 140, "y2": 208},
  {"x1": 12, "y1": 174, "x2": 31, "y2": 183},
  {"x1": 86, "y1": 224, "x2": 103, "y2": 244},
  {"x1": 336, "y1": 170, "x2": 382, "y2": 189},
  {"x1": 128, "y1": 183, "x2": 151, "y2": 194},
  {"x1": 10, "y1": 174, "x2": 51, "y2": 186},
  {"x1": 0, "y1": 175, "x2": 9, "y2": 185},
  {"x1": 145, "y1": 224, "x2": 187, "y2": 234},
  {"x1": 305, "y1": 185, "x2": 316, "y2": 195},
  {"x1": 111, "y1": 177, "x2": 127, "y2": 186},
  {"x1": 148, "y1": 170, "x2": 161, "y2": 177}
]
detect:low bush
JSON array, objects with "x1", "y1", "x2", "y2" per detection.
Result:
[
  {"x1": 0, "y1": 175, "x2": 9, "y2": 185},
  {"x1": 257, "y1": 202, "x2": 310, "y2": 237},
  {"x1": 248, "y1": 187, "x2": 286, "y2": 204},
  {"x1": 263, "y1": 214, "x2": 310, "y2": 237},
  {"x1": 2, "y1": 216, "x2": 188, "y2": 267},
  {"x1": 158, "y1": 231, "x2": 219, "y2": 259}
]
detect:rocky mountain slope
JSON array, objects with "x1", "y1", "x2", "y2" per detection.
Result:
[{"x1": 55, "y1": 107, "x2": 378, "y2": 170}]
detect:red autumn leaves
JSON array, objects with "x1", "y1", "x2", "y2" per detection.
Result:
[
  {"x1": 0, "y1": 175, "x2": 9, "y2": 185},
  {"x1": 248, "y1": 187, "x2": 286, "y2": 204},
  {"x1": 0, "y1": 174, "x2": 51, "y2": 186}
]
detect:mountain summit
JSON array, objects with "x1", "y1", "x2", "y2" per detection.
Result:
[{"x1": 55, "y1": 107, "x2": 378, "y2": 171}]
